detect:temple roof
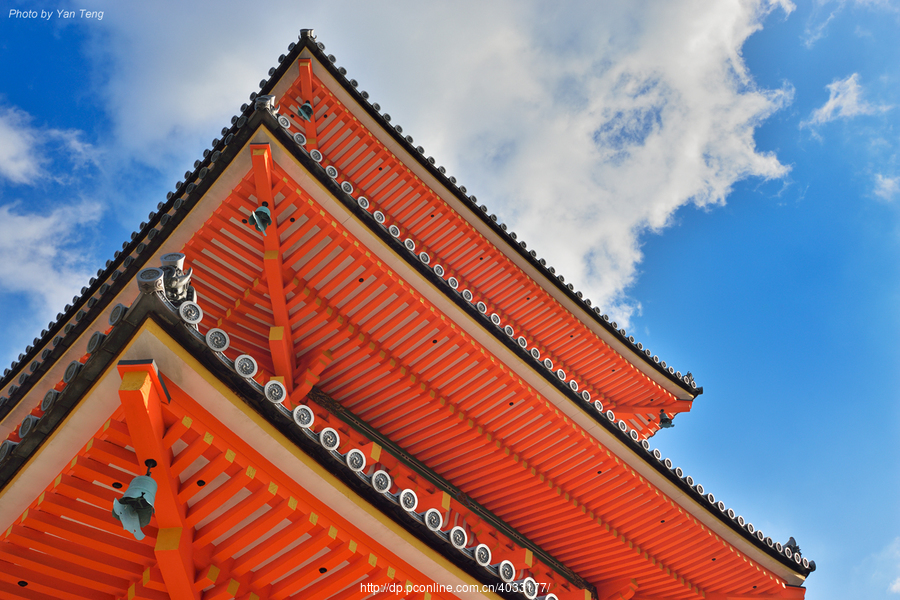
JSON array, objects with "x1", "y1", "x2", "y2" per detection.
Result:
[
  {"x1": 280, "y1": 32, "x2": 701, "y2": 400},
  {"x1": 0, "y1": 27, "x2": 813, "y2": 600}
]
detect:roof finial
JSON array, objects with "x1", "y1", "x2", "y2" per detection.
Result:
[
  {"x1": 785, "y1": 537, "x2": 801, "y2": 556},
  {"x1": 254, "y1": 94, "x2": 278, "y2": 115}
]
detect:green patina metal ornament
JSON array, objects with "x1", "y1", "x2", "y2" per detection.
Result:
[
  {"x1": 297, "y1": 101, "x2": 314, "y2": 122},
  {"x1": 248, "y1": 206, "x2": 272, "y2": 236},
  {"x1": 112, "y1": 459, "x2": 157, "y2": 540},
  {"x1": 659, "y1": 409, "x2": 674, "y2": 429}
]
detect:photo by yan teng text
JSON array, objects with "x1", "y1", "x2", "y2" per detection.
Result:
[{"x1": 9, "y1": 9, "x2": 104, "y2": 20}]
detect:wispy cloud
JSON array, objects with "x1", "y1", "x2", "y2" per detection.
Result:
[
  {"x1": 851, "y1": 0, "x2": 900, "y2": 8},
  {"x1": 803, "y1": 4, "x2": 841, "y2": 47},
  {"x1": 365, "y1": 0, "x2": 797, "y2": 324},
  {"x1": 802, "y1": 73, "x2": 890, "y2": 128},
  {"x1": 0, "y1": 102, "x2": 102, "y2": 315},
  {"x1": 0, "y1": 104, "x2": 96, "y2": 187},
  {"x1": 0, "y1": 102, "x2": 104, "y2": 363},
  {"x1": 804, "y1": 0, "x2": 900, "y2": 47},
  {"x1": 860, "y1": 537, "x2": 900, "y2": 595},
  {"x1": 874, "y1": 174, "x2": 900, "y2": 201},
  {"x1": 0, "y1": 201, "x2": 101, "y2": 314},
  {"x1": 0, "y1": 106, "x2": 47, "y2": 185}
]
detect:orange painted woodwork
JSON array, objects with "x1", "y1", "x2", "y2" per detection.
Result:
[{"x1": 0, "y1": 362, "x2": 467, "y2": 600}]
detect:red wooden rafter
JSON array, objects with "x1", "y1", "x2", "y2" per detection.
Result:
[{"x1": 165, "y1": 121, "x2": 803, "y2": 598}]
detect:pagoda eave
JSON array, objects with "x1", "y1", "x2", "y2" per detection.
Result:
[
  {"x1": 220, "y1": 119, "x2": 806, "y2": 586},
  {"x1": 289, "y1": 42, "x2": 702, "y2": 403},
  {"x1": 0, "y1": 307, "x2": 512, "y2": 600},
  {"x1": 0, "y1": 108, "x2": 811, "y2": 594}
]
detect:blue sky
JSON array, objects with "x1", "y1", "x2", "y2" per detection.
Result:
[{"x1": 1, "y1": 1, "x2": 899, "y2": 598}]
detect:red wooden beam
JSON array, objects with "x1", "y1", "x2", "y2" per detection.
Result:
[
  {"x1": 212, "y1": 496, "x2": 297, "y2": 563},
  {"x1": 296, "y1": 58, "x2": 319, "y2": 147},
  {"x1": 202, "y1": 577, "x2": 243, "y2": 600},
  {"x1": 0, "y1": 542, "x2": 127, "y2": 595},
  {"x1": 596, "y1": 577, "x2": 640, "y2": 600},
  {"x1": 267, "y1": 539, "x2": 356, "y2": 600},
  {"x1": 117, "y1": 364, "x2": 200, "y2": 600},
  {"x1": 0, "y1": 557, "x2": 113, "y2": 600},
  {"x1": 251, "y1": 144, "x2": 296, "y2": 391},
  {"x1": 194, "y1": 479, "x2": 276, "y2": 547},
  {"x1": 0, "y1": 579, "x2": 46, "y2": 600},
  {"x1": 36, "y1": 488, "x2": 152, "y2": 538},
  {"x1": 23, "y1": 508, "x2": 154, "y2": 565},
  {"x1": 303, "y1": 554, "x2": 375, "y2": 600}
]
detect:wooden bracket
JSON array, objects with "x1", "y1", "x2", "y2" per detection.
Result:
[
  {"x1": 268, "y1": 326, "x2": 296, "y2": 393},
  {"x1": 292, "y1": 350, "x2": 334, "y2": 403}
]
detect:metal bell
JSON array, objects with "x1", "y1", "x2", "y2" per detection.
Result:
[
  {"x1": 248, "y1": 206, "x2": 272, "y2": 236},
  {"x1": 658, "y1": 409, "x2": 674, "y2": 429},
  {"x1": 297, "y1": 101, "x2": 314, "y2": 122},
  {"x1": 112, "y1": 460, "x2": 157, "y2": 540}
]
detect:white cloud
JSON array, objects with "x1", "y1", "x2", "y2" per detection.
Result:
[
  {"x1": 80, "y1": 0, "x2": 796, "y2": 326},
  {"x1": 803, "y1": 5, "x2": 840, "y2": 47},
  {"x1": 0, "y1": 106, "x2": 46, "y2": 185},
  {"x1": 862, "y1": 537, "x2": 900, "y2": 595},
  {"x1": 0, "y1": 105, "x2": 96, "y2": 187},
  {"x1": 803, "y1": 73, "x2": 889, "y2": 128},
  {"x1": 0, "y1": 201, "x2": 100, "y2": 314},
  {"x1": 804, "y1": 0, "x2": 900, "y2": 47},
  {"x1": 874, "y1": 174, "x2": 900, "y2": 200}
]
